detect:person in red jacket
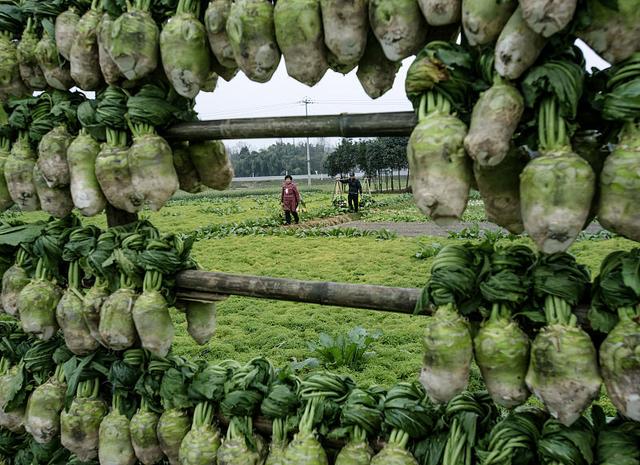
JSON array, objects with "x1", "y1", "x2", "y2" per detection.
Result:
[{"x1": 281, "y1": 175, "x2": 301, "y2": 224}]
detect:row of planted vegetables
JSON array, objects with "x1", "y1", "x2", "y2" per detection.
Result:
[{"x1": 0, "y1": 215, "x2": 638, "y2": 463}]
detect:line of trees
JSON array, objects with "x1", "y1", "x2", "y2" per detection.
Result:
[
  {"x1": 324, "y1": 137, "x2": 409, "y2": 192},
  {"x1": 227, "y1": 138, "x2": 410, "y2": 192},
  {"x1": 229, "y1": 141, "x2": 329, "y2": 177}
]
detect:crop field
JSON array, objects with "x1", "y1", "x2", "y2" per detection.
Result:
[{"x1": 2, "y1": 182, "x2": 633, "y2": 412}]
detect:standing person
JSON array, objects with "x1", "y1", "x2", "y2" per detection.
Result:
[
  {"x1": 281, "y1": 175, "x2": 301, "y2": 224},
  {"x1": 340, "y1": 173, "x2": 363, "y2": 212}
]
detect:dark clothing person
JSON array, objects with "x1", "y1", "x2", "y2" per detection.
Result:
[
  {"x1": 340, "y1": 176, "x2": 363, "y2": 212},
  {"x1": 281, "y1": 178, "x2": 301, "y2": 224},
  {"x1": 340, "y1": 177, "x2": 363, "y2": 195}
]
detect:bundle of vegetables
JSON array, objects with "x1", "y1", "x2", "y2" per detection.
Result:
[
  {"x1": 576, "y1": 0, "x2": 640, "y2": 65},
  {"x1": 282, "y1": 371, "x2": 352, "y2": 465},
  {"x1": 24, "y1": 364, "x2": 66, "y2": 444},
  {"x1": 368, "y1": 0, "x2": 428, "y2": 61},
  {"x1": 96, "y1": 9, "x2": 124, "y2": 86},
  {"x1": 160, "y1": 0, "x2": 210, "y2": 98},
  {"x1": 441, "y1": 392, "x2": 499, "y2": 465},
  {"x1": 98, "y1": 394, "x2": 137, "y2": 465},
  {"x1": 474, "y1": 244, "x2": 535, "y2": 408},
  {"x1": 0, "y1": 331, "x2": 64, "y2": 436},
  {"x1": 494, "y1": 7, "x2": 545, "y2": 81},
  {"x1": 60, "y1": 378, "x2": 108, "y2": 461},
  {"x1": 94, "y1": 87, "x2": 140, "y2": 214},
  {"x1": 1, "y1": 246, "x2": 32, "y2": 317},
  {"x1": 589, "y1": 249, "x2": 640, "y2": 422},
  {"x1": 0, "y1": 356, "x2": 26, "y2": 433},
  {"x1": 218, "y1": 358, "x2": 273, "y2": 464},
  {"x1": 537, "y1": 416, "x2": 596, "y2": 465},
  {"x1": 415, "y1": 243, "x2": 487, "y2": 403},
  {"x1": 204, "y1": 0, "x2": 236, "y2": 70},
  {"x1": 418, "y1": 0, "x2": 460, "y2": 26},
  {"x1": 274, "y1": 0, "x2": 329, "y2": 87},
  {"x1": 520, "y1": 0, "x2": 577, "y2": 37},
  {"x1": 356, "y1": 31, "x2": 401, "y2": 99},
  {"x1": 188, "y1": 139, "x2": 234, "y2": 191},
  {"x1": 335, "y1": 387, "x2": 384, "y2": 465},
  {"x1": 115, "y1": 349, "x2": 161, "y2": 465},
  {"x1": 16, "y1": 18, "x2": 47, "y2": 91},
  {"x1": 36, "y1": 19, "x2": 74, "y2": 91},
  {"x1": 595, "y1": 53, "x2": 640, "y2": 242},
  {"x1": 179, "y1": 402, "x2": 220, "y2": 465},
  {"x1": 36, "y1": 91, "x2": 82, "y2": 218},
  {"x1": 179, "y1": 359, "x2": 241, "y2": 465},
  {"x1": 405, "y1": 42, "x2": 475, "y2": 225},
  {"x1": 133, "y1": 230, "x2": 195, "y2": 356},
  {"x1": 81, "y1": 226, "x2": 120, "y2": 346},
  {"x1": 18, "y1": 216, "x2": 77, "y2": 341},
  {"x1": 526, "y1": 252, "x2": 600, "y2": 426},
  {"x1": 0, "y1": 220, "x2": 46, "y2": 317},
  {"x1": 465, "y1": 51, "x2": 524, "y2": 167},
  {"x1": 57, "y1": 226, "x2": 101, "y2": 356},
  {"x1": 99, "y1": 229, "x2": 147, "y2": 351},
  {"x1": 4, "y1": 99, "x2": 40, "y2": 212},
  {"x1": 260, "y1": 367, "x2": 300, "y2": 465},
  {"x1": 226, "y1": 0, "x2": 281, "y2": 83},
  {"x1": 461, "y1": 0, "x2": 516, "y2": 46},
  {"x1": 519, "y1": 51, "x2": 595, "y2": 253},
  {"x1": 371, "y1": 382, "x2": 434, "y2": 465},
  {"x1": 55, "y1": 6, "x2": 80, "y2": 61},
  {"x1": 126, "y1": 84, "x2": 180, "y2": 211},
  {"x1": 70, "y1": 0, "x2": 103, "y2": 90},
  {"x1": 473, "y1": 145, "x2": 528, "y2": 234},
  {"x1": 68, "y1": 100, "x2": 106, "y2": 217},
  {"x1": 320, "y1": 0, "x2": 368, "y2": 68},
  {"x1": 0, "y1": 104, "x2": 14, "y2": 212},
  {"x1": 154, "y1": 356, "x2": 195, "y2": 465},
  {"x1": 108, "y1": 0, "x2": 159, "y2": 81},
  {"x1": 0, "y1": 27, "x2": 28, "y2": 100},
  {"x1": 171, "y1": 142, "x2": 203, "y2": 193},
  {"x1": 476, "y1": 407, "x2": 547, "y2": 465}
]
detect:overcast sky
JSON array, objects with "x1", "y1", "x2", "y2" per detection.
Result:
[{"x1": 194, "y1": 40, "x2": 610, "y2": 150}]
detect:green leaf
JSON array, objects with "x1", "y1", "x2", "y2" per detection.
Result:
[
  {"x1": 522, "y1": 60, "x2": 585, "y2": 119},
  {"x1": 160, "y1": 368, "x2": 192, "y2": 410}
]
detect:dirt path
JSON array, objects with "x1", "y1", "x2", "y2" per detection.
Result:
[{"x1": 325, "y1": 220, "x2": 606, "y2": 238}]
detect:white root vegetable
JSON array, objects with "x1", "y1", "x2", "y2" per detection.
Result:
[
  {"x1": 418, "y1": 0, "x2": 461, "y2": 26},
  {"x1": 495, "y1": 7, "x2": 546, "y2": 80},
  {"x1": 519, "y1": 0, "x2": 578, "y2": 37},
  {"x1": 320, "y1": 0, "x2": 368, "y2": 65}
]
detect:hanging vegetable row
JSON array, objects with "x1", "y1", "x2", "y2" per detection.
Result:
[
  {"x1": 415, "y1": 241, "x2": 640, "y2": 426},
  {"x1": 1, "y1": 325, "x2": 639, "y2": 465},
  {"x1": 0, "y1": 86, "x2": 233, "y2": 217},
  {"x1": 0, "y1": 216, "x2": 216, "y2": 353}
]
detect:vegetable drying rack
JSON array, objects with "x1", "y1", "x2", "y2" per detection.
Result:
[
  {"x1": 103, "y1": 110, "x2": 427, "y2": 316},
  {"x1": 106, "y1": 110, "x2": 591, "y2": 326}
]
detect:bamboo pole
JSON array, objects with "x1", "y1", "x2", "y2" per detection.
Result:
[
  {"x1": 175, "y1": 270, "x2": 591, "y2": 328},
  {"x1": 175, "y1": 270, "x2": 422, "y2": 314},
  {"x1": 163, "y1": 111, "x2": 418, "y2": 141}
]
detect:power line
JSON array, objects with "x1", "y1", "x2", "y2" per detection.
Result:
[{"x1": 298, "y1": 98, "x2": 315, "y2": 187}]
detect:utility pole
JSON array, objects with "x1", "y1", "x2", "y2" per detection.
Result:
[{"x1": 300, "y1": 98, "x2": 313, "y2": 186}]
